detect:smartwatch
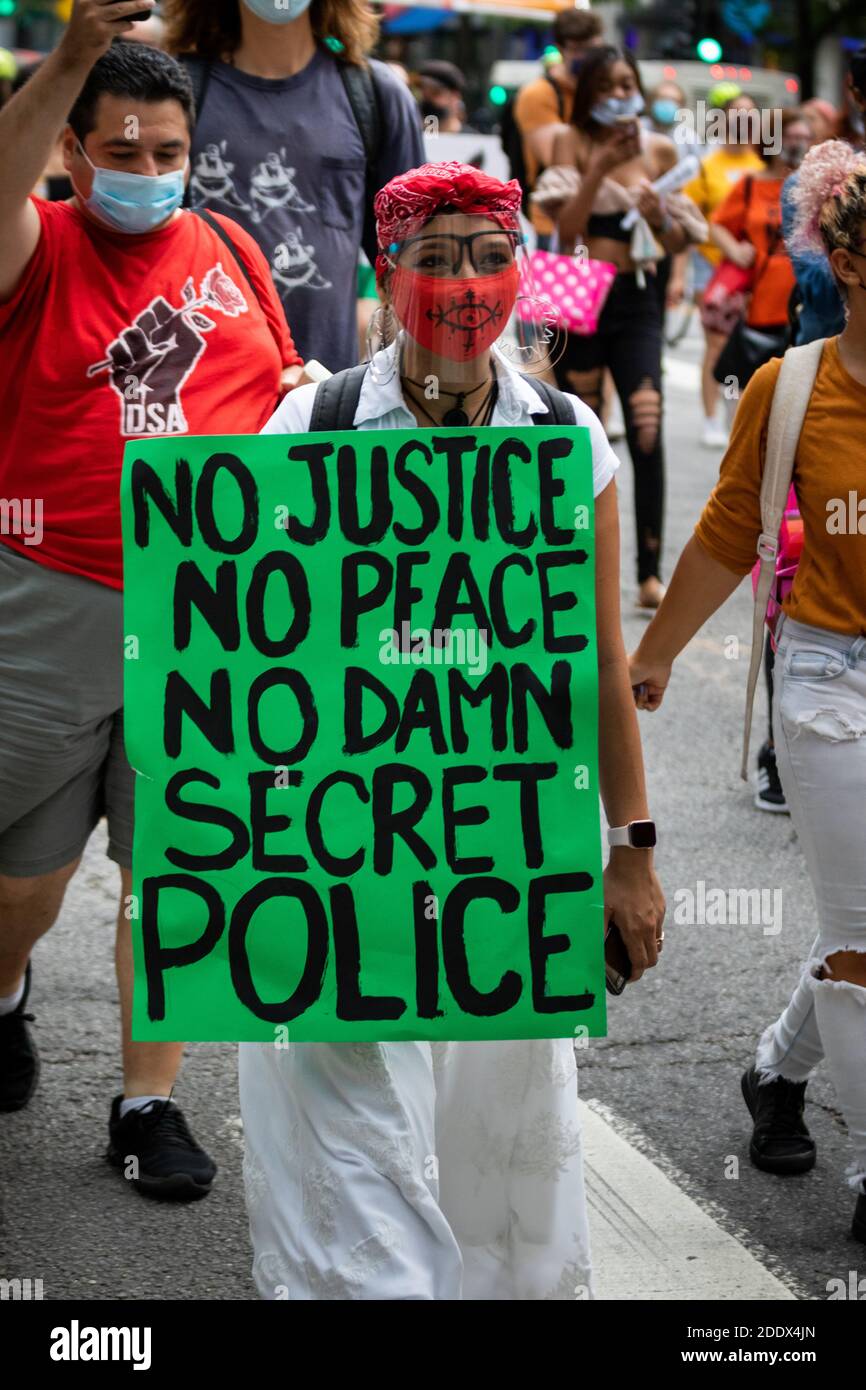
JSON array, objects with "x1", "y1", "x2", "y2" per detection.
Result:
[{"x1": 607, "y1": 820, "x2": 657, "y2": 849}]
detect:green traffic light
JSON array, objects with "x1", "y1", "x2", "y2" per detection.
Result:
[
  {"x1": 696, "y1": 37, "x2": 723, "y2": 63},
  {"x1": 489, "y1": 85, "x2": 508, "y2": 107}
]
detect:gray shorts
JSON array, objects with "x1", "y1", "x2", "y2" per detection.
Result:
[{"x1": 0, "y1": 544, "x2": 133, "y2": 878}]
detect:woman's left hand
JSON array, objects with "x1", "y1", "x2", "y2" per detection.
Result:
[
  {"x1": 280, "y1": 364, "x2": 306, "y2": 394},
  {"x1": 635, "y1": 180, "x2": 665, "y2": 231},
  {"x1": 604, "y1": 851, "x2": 666, "y2": 983}
]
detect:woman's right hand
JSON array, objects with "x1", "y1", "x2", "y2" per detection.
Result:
[
  {"x1": 728, "y1": 240, "x2": 757, "y2": 270},
  {"x1": 628, "y1": 649, "x2": 672, "y2": 711},
  {"x1": 588, "y1": 122, "x2": 640, "y2": 178}
]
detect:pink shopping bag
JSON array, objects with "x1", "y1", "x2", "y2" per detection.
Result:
[{"x1": 517, "y1": 248, "x2": 617, "y2": 336}]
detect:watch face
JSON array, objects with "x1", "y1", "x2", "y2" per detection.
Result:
[{"x1": 630, "y1": 820, "x2": 657, "y2": 848}]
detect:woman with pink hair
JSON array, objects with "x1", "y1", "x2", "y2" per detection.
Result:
[{"x1": 630, "y1": 140, "x2": 866, "y2": 1244}]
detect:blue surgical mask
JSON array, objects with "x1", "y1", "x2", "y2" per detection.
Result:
[
  {"x1": 651, "y1": 98, "x2": 679, "y2": 128},
  {"x1": 75, "y1": 144, "x2": 186, "y2": 234},
  {"x1": 242, "y1": 0, "x2": 312, "y2": 22},
  {"x1": 591, "y1": 92, "x2": 645, "y2": 127}
]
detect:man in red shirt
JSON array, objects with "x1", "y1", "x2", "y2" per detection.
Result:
[{"x1": 0, "y1": 0, "x2": 303, "y2": 1199}]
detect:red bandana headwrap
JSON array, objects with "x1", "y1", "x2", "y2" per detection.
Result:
[{"x1": 373, "y1": 160, "x2": 523, "y2": 285}]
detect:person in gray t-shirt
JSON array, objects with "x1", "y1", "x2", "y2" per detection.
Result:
[{"x1": 169, "y1": 0, "x2": 424, "y2": 373}]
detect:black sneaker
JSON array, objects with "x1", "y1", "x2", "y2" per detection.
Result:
[
  {"x1": 854, "y1": 1192, "x2": 866, "y2": 1245},
  {"x1": 755, "y1": 741, "x2": 789, "y2": 814},
  {"x1": 107, "y1": 1096, "x2": 216, "y2": 1201},
  {"x1": 741, "y1": 1066, "x2": 816, "y2": 1174},
  {"x1": 0, "y1": 962, "x2": 38, "y2": 1112}
]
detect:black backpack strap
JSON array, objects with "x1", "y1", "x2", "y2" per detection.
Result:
[
  {"x1": 180, "y1": 53, "x2": 213, "y2": 121},
  {"x1": 194, "y1": 210, "x2": 260, "y2": 303},
  {"x1": 520, "y1": 375, "x2": 577, "y2": 425},
  {"x1": 308, "y1": 363, "x2": 370, "y2": 432},
  {"x1": 338, "y1": 60, "x2": 383, "y2": 268},
  {"x1": 180, "y1": 55, "x2": 213, "y2": 210},
  {"x1": 309, "y1": 367, "x2": 574, "y2": 432}
]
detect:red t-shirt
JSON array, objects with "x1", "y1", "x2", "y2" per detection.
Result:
[{"x1": 0, "y1": 199, "x2": 302, "y2": 590}]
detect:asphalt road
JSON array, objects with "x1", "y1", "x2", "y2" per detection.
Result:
[{"x1": 0, "y1": 317, "x2": 857, "y2": 1301}]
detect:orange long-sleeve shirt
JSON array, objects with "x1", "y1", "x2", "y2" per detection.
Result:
[
  {"x1": 695, "y1": 336, "x2": 866, "y2": 636},
  {"x1": 711, "y1": 174, "x2": 795, "y2": 327}
]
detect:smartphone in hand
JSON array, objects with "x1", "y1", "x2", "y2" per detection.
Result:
[{"x1": 604, "y1": 920, "x2": 633, "y2": 996}]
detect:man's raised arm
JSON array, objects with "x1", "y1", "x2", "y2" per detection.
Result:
[{"x1": 0, "y1": 0, "x2": 153, "y2": 299}]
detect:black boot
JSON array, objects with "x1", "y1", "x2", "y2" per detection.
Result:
[{"x1": 741, "y1": 1066, "x2": 816, "y2": 1174}]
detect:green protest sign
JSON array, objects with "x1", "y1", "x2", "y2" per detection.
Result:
[{"x1": 121, "y1": 426, "x2": 606, "y2": 1042}]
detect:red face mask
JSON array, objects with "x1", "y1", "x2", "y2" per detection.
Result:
[{"x1": 389, "y1": 262, "x2": 520, "y2": 361}]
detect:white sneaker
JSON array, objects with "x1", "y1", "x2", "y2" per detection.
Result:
[{"x1": 700, "y1": 420, "x2": 728, "y2": 448}]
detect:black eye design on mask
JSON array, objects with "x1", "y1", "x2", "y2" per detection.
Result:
[{"x1": 426, "y1": 287, "x2": 506, "y2": 350}]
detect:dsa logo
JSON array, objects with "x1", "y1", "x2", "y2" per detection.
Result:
[{"x1": 87, "y1": 265, "x2": 248, "y2": 436}]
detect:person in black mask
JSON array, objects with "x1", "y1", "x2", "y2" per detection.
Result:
[{"x1": 415, "y1": 60, "x2": 472, "y2": 134}]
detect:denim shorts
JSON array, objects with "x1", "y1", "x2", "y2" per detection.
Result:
[
  {"x1": 776, "y1": 616, "x2": 866, "y2": 744},
  {"x1": 773, "y1": 615, "x2": 866, "y2": 953},
  {"x1": 0, "y1": 544, "x2": 133, "y2": 877}
]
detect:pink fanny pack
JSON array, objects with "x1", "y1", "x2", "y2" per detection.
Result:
[
  {"x1": 517, "y1": 249, "x2": 617, "y2": 337},
  {"x1": 750, "y1": 484, "x2": 804, "y2": 645}
]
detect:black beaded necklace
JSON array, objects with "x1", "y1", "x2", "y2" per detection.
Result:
[
  {"x1": 401, "y1": 373, "x2": 490, "y2": 427},
  {"x1": 403, "y1": 375, "x2": 498, "y2": 428}
]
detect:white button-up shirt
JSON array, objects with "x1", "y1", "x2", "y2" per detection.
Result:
[{"x1": 263, "y1": 344, "x2": 620, "y2": 500}]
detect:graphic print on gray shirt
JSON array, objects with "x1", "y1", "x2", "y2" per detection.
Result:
[{"x1": 188, "y1": 49, "x2": 424, "y2": 374}]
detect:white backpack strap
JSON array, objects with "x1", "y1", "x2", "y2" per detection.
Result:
[{"x1": 741, "y1": 338, "x2": 826, "y2": 780}]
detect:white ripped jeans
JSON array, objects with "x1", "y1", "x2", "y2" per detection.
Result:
[{"x1": 756, "y1": 617, "x2": 866, "y2": 1193}]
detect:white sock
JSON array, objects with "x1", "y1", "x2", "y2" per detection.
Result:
[
  {"x1": 120, "y1": 1094, "x2": 170, "y2": 1118},
  {"x1": 0, "y1": 978, "x2": 26, "y2": 1016}
]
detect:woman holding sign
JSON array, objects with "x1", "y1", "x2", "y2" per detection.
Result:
[{"x1": 239, "y1": 162, "x2": 665, "y2": 1300}]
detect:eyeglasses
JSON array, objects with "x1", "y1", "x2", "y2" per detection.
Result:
[{"x1": 388, "y1": 230, "x2": 521, "y2": 277}]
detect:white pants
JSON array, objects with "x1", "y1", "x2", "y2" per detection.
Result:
[
  {"x1": 239, "y1": 1037, "x2": 593, "y2": 1300},
  {"x1": 756, "y1": 618, "x2": 866, "y2": 1193}
]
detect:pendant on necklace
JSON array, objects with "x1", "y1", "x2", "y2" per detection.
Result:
[{"x1": 442, "y1": 406, "x2": 469, "y2": 426}]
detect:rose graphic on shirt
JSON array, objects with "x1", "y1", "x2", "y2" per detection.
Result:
[
  {"x1": 271, "y1": 230, "x2": 332, "y2": 294},
  {"x1": 200, "y1": 265, "x2": 248, "y2": 316},
  {"x1": 249, "y1": 150, "x2": 316, "y2": 225},
  {"x1": 189, "y1": 142, "x2": 251, "y2": 212},
  {"x1": 87, "y1": 263, "x2": 249, "y2": 435}
]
